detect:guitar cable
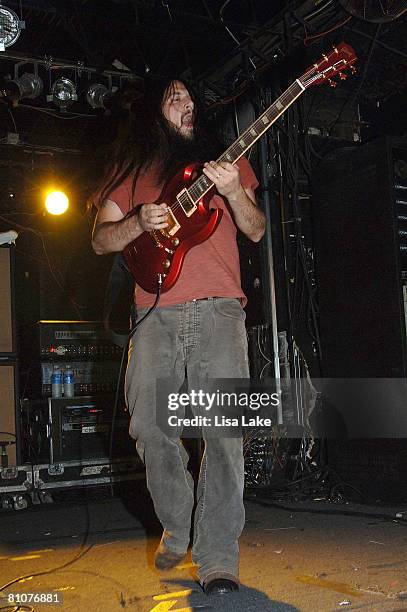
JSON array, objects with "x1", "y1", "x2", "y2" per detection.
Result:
[{"x1": 108, "y1": 274, "x2": 164, "y2": 497}]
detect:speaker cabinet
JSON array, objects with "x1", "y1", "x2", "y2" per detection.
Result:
[
  {"x1": 0, "y1": 363, "x2": 19, "y2": 466},
  {"x1": 0, "y1": 246, "x2": 15, "y2": 355},
  {"x1": 312, "y1": 137, "x2": 407, "y2": 377}
]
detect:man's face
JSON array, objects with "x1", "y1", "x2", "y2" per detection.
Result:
[{"x1": 162, "y1": 81, "x2": 194, "y2": 139}]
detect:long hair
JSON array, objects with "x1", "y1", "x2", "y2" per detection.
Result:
[{"x1": 96, "y1": 76, "x2": 221, "y2": 208}]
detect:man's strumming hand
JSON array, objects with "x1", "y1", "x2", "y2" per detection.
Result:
[{"x1": 137, "y1": 203, "x2": 169, "y2": 232}]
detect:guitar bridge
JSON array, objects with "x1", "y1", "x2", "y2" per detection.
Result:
[{"x1": 163, "y1": 207, "x2": 181, "y2": 237}]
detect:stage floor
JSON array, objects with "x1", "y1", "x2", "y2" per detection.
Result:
[{"x1": 1, "y1": 483, "x2": 407, "y2": 611}]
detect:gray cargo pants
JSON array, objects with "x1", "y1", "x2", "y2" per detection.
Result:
[{"x1": 125, "y1": 297, "x2": 249, "y2": 584}]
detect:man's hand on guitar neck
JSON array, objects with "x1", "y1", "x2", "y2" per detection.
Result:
[
  {"x1": 203, "y1": 160, "x2": 265, "y2": 243},
  {"x1": 203, "y1": 160, "x2": 243, "y2": 201},
  {"x1": 92, "y1": 199, "x2": 169, "y2": 255}
]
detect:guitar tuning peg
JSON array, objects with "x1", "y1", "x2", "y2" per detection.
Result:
[
  {"x1": 339, "y1": 72, "x2": 347, "y2": 80},
  {"x1": 328, "y1": 79, "x2": 337, "y2": 88}
]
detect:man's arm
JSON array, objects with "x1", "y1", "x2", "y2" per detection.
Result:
[
  {"x1": 225, "y1": 184, "x2": 265, "y2": 243},
  {"x1": 203, "y1": 161, "x2": 265, "y2": 242},
  {"x1": 92, "y1": 199, "x2": 169, "y2": 255}
]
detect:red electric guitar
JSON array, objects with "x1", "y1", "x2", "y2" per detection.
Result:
[{"x1": 123, "y1": 42, "x2": 357, "y2": 294}]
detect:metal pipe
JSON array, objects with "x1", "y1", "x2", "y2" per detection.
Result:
[
  {"x1": 0, "y1": 50, "x2": 142, "y2": 80},
  {"x1": 257, "y1": 91, "x2": 283, "y2": 425}
]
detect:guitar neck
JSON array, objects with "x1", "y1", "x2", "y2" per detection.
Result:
[{"x1": 187, "y1": 79, "x2": 305, "y2": 204}]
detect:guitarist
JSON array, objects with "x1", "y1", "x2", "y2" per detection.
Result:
[{"x1": 91, "y1": 77, "x2": 265, "y2": 596}]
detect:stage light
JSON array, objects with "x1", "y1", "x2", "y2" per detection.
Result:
[
  {"x1": 45, "y1": 191, "x2": 69, "y2": 215},
  {"x1": 0, "y1": 5, "x2": 25, "y2": 50},
  {"x1": 2, "y1": 72, "x2": 43, "y2": 101},
  {"x1": 86, "y1": 83, "x2": 114, "y2": 109},
  {"x1": 48, "y1": 77, "x2": 77, "y2": 110}
]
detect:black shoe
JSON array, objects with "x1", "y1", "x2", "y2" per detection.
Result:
[{"x1": 204, "y1": 578, "x2": 240, "y2": 596}]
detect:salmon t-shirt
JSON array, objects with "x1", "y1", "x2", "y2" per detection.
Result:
[{"x1": 103, "y1": 157, "x2": 259, "y2": 308}]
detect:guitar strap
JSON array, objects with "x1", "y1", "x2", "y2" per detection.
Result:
[{"x1": 102, "y1": 252, "x2": 136, "y2": 348}]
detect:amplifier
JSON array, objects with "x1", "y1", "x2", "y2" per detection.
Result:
[
  {"x1": 47, "y1": 395, "x2": 134, "y2": 462},
  {"x1": 38, "y1": 321, "x2": 123, "y2": 360},
  {"x1": 40, "y1": 360, "x2": 121, "y2": 397},
  {"x1": 23, "y1": 321, "x2": 125, "y2": 398}
]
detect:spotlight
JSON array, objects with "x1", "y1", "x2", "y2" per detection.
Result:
[
  {"x1": 2, "y1": 72, "x2": 43, "y2": 101},
  {"x1": 0, "y1": 5, "x2": 25, "y2": 51},
  {"x1": 45, "y1": 191, "x2": 69, "y2": 215},
  {"x1": 48, "y1": 77, "x2": 77, "y2": 111},
  {"x1": 86, "y1": 83, "x2": 115, "y2": 110}
]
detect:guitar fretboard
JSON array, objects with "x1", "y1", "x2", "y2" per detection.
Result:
[{"x1": 187, "y1": 79, "x2": 305, "y2": 204}]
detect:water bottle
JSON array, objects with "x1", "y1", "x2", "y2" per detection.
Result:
[
  {"x1": 51, "y1": 365, "x2": 62, "y2": 398},
  {"x1": 63, "y1": 365, "x2": 75, "y2": 398}
]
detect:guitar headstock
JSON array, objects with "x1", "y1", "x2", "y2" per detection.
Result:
[{"x1": 301, "y1": 42, "x2": 357, "y2": 89}]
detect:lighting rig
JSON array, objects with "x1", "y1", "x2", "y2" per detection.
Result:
[
  {"x1": 0, "y1": 0, "x2": 141, "y2": 111},
  {"x1": 0, "y1": 52, "x2": 141, "y2": 112}
]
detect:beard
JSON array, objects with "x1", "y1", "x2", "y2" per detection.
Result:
[{"x1": 156, "y1": 120, "x2": 221, "y2": 185}]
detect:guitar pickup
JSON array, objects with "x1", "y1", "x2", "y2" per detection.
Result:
[{"x1": 176, "y1": 188, "x2": 197, "y2": 218}]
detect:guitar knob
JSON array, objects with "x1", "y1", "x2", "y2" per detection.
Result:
[
  {"x1": 339, "y1": 72, "x2": 347, "y2": 80},
  {"x1": 162, "y1": 259, "x2": 171, "y2": 269},
  {"x1": 328, "y1": 79, "x2": 337, "y2": 88},
  {"x1": 172, "y1": 237, "x2": 179, "y2": 246}
]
